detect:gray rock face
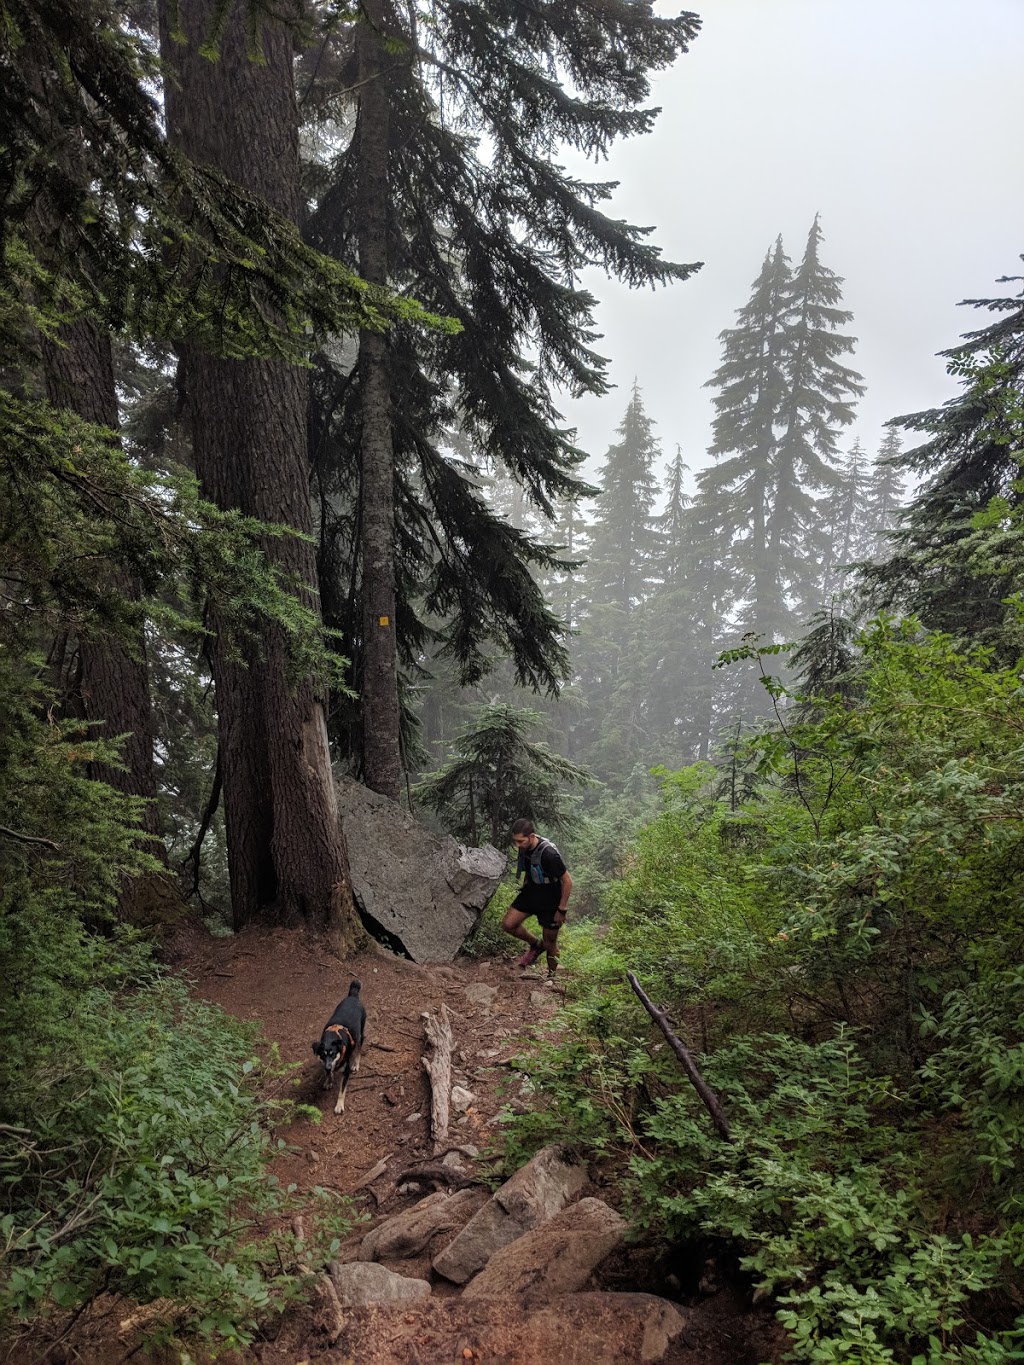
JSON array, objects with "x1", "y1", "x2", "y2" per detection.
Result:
[
  {"x1": 329, "y1": 1261, "x2": 432, "y2": 1306},
  {"x1": 337, "y1": 777, "x2": 505, "y2": 961},
  {"x1": 431, "y1": 1198, "x2": 521, "y2": 1285},
  {"x1": 461, "y1": 1197, "x2": 626, "y2": 1301},
  {"x1": 494, "y1": 1143, "x2": 587, "y2": 1226},
  {"x1": 432, "y1": 1144, "x2": 587, "y2": 1285},
  {"x1": 359, "y1": 1188, "x2": 488, "y2": 1262}
]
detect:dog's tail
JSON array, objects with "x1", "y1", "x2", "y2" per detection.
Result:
[{"x1": 347, "y1": 979, "x2": 361, "y2": 996}]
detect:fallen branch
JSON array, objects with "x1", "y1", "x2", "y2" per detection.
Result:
[
  {"x1": 117, "y1": 1298, "x2": 184, "y2": 1341},
  {"x1": 318, "y1": 1271, "x2": 345, "y2": 1346},
  {"x1": 625, "y1": 970, "x2": 733, "y2": 1143},
  {"x1": 353, "y1": 1154, "x2": 393, "y2": 1189},
  {"x1": 421, "y1": 1004, "x2": 453, "y2": 1155}
]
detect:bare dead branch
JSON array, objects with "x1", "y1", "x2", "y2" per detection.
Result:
[{"x1": 625, "y1": 970, "x2": 733, "y2": 1143}]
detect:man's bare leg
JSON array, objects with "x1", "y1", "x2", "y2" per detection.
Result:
[
  {"x1": 501, "y1": 908, "x2": 541, "y2": 950},
  {"x1": 542, "y1": 925, "x2": 560, "y2": 979}
]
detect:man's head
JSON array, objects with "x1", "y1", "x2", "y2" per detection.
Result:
[{"x1": 511, "y1": 817, "x2": 537, "y2": 851}]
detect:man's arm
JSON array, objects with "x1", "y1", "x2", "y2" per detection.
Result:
[{"x1": 555, "y1": 871, "x2": 572, "y2": 923}]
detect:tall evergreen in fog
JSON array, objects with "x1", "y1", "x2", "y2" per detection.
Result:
[
  {"x1": 697, "y1": 221, "x2": 862, "y2": 647},
  {"x1": 867, "y1": 267, "x2": 1024, "y2": 651},
  {"x1": 697, "y1": 237, "x2": 792, "y2": 640},
  {"x1": 655, "y1": 446, "x2": 690, "y2": 586},
  {"x1": 865, "y1": 427, "x2": 905, "y2": 560},
  {"x1": 774, "y1": 216, "x2": 864, "y2": 621},
  {"x1": 544, "y1": 498, "x2": 589, "y2": 636},
  {"x1": 822, "y1": 439, "x2": 873, "y2": 598},
  {"x1": 586, "y1": 383, "x2": 663, "y2": 612},
  {"x1": 303, "y1": 1, "x2": 701, "y2": 792},
  {"x1": 643, "y1": 453, "x2": 721, "y2": 766},
  {"x1": 569, "y1": 385, "x2": 662, "y2": 782}
]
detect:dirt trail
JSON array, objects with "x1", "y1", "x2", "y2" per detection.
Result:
[
  {"x1": 170, "y1": 923, "x2": 782, "y2": 1363},
  {"x1": 185, "y1": 926, "x2": 555, "y2": 1199}
]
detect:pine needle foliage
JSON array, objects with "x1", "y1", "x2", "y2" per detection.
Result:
[
  {"x1": 304, "y1": 0, "x2": 702, "y2": 712},
  {"x1": 415, "y1": 702, "x2": 594, "y2": 846},
  {"x1": 0, "y1": 0, "x2": 444, "y2": 377},
  {"x1": 866, "y1": 265, "x2": 1024, "y2": 653}
]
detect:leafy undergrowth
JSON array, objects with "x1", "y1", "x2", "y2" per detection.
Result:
[
  {"x1": 0, "y1": 954, "x2": 356, "y2": 1357},
  {"x1": 503, "y1": 622, "x2": 1024, "y2": 1363},
  {"x1": 0, "y1": 681, "x2": 355, "y2": 1359}
]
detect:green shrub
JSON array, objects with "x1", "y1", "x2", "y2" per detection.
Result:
[
  {"x1": 0, "y1": 675, "x2": 353, "y2": 1353},
  {"x1": 502, "y1": 620, "x2": 1024, "y2": 1361},
  {"x1": 0, "y1": 968, "x2": 355, "y2": 1351}
]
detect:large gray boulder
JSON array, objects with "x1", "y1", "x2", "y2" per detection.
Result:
[
  {"x1": 359, "y1": 1187, "x2": 489, "y2": 1262},
  {"x1": 329, "y1": 1261, "x2": 432, "y2": 1306},
  {"x1": 337, "y1": 777, "x2": 506, "y2": 961},
  {"x1": 432, "y1": 1144, "x2": 587, "y2": 1285},
  {"x1": 461, "y1": 1197, "x2": 626, "y2": 1301}
]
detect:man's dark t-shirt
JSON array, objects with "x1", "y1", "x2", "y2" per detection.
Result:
[{"x1": 511, "y1": 837, "x2": 567, "y2": 927}]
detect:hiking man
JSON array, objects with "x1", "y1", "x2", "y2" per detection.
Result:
[{"x1": 502, "y1": 818, "x2": 572, "y2": 980}]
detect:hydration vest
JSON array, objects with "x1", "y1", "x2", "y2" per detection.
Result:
[{"x1": 520, "y1": 836, "x2": 562, "y2": 885}]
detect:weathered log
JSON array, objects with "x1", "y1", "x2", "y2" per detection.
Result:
[
  {"x1": 625, "y1": 970, "x2": 732, "y2": 1143},
  {"x1": 421, "y1": 1004, "x2": 453, "y2": 1154}
]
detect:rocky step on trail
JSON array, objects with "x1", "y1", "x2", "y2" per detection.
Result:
[{"x1": 116, "y1": 925, "x2": 783, "y2": 1363}]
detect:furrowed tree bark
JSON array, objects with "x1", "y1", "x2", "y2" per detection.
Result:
[
  {"x1": 355, "y1": 0, "x2": 402, "y2": 802},
  {"x1": 26, "y1": 51, "x2": 166, "y2": 893},
  {"x1": 39, "y1": 318, "x2": 163, "y2": 852},
  {"x1": 158, "y1": 0, "x2": 360, "y2": 948}
]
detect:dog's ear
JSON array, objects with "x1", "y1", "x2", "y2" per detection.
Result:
[{"x1": 312, "y1": 1041, "x2": 323, "y2": 1057}]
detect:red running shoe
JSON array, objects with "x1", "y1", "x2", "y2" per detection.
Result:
[{"x1": 516, "y1": 945, "x2": 542, "y2": 968}]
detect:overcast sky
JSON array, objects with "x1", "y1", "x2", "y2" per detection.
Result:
[{"x1": 557, "y1": 0, "x2": 1024, "y2": 491}]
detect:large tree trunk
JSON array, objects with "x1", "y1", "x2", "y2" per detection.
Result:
[
  {"x1": 158, "y1": 0, "x2": 360, "y2": 948},
  {"x1": 25, "y1": 48, "x2": 165, "y2": 882},
  {"x1": 354, "y1": 0, "x2": 403, "y2": 802},
  {"x1": 39, "y1": 316, "x2": 165, "y2": 863}
]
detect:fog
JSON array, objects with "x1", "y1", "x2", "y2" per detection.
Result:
[{"x1": 558, "y1": 0, "x2": 1024, "y2": 482}]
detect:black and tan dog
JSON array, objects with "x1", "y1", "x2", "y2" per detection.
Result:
[{"x1": 312, "y1": 980, "x2": 366, "y2": 1115}]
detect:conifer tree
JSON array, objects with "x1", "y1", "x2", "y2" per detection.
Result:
[
  {"x1": 5, "y1": 0, "x2": 386, "y2": 929},
  {"x1": 585, "y1": 383, "x2": 663, "y2": 613},
  {"x1": 697, "y1": 222, "x2": 862, "y2": 649},
  {"x1": 822, "y1": 438, "x2": 873, "y2": 598},
  {"x1": 775, "y1": 216, "x2": 864, "y2": 622},
  {"x1": 415, "y1": 703, "x2": 592, "y2": 846},
  {"x1": 303, "y1": 1, "x2": 701, "y2": 783},
  {"x1": 157, "y1": 0, "x2": 362, "y2": 943},
  {"x1": 536, "y1": 496, "x2": 588, "y2": 638},
  {"x1": 866, "y1": 266, "x2": 1024, "y2": 648},
  {"x1": 864, "y1": 426, "x2": 906, "y2": 560},
  {"x1": 31, "y1": 200, "x2": 164, "y2": 874},
  {"x1": 638, "y1": 448, "x2": 718, "y2": 768},
  {"x1": 791, "y1": 604, "x2": 862, "y2": 705},
  {"x1": 567, "y1": 384, "x2": 664, "y2": 783},
  {"x1": 655, "y1": 446, "x2": 690, "y2": 587},
  {"x1": 697, "y1": 237, "x2": 792, "y2": 642}
]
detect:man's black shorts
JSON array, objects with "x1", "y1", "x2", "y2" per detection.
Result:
[{"x1": 511, "y1": 886, "x2": 561, "y2": 929}]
